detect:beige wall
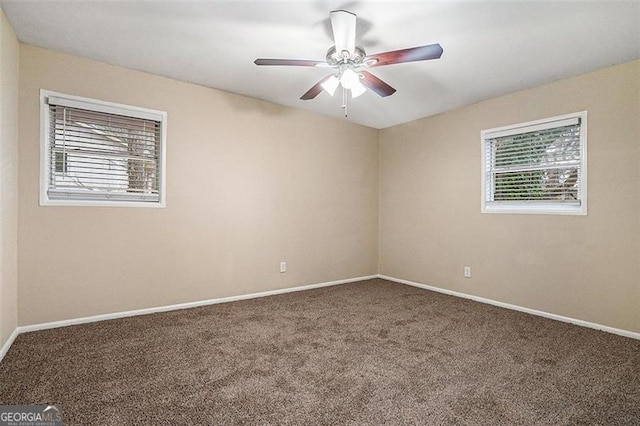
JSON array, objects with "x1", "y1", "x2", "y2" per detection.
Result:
[
  {"x1": 0, "y1": 8, "x2": 19, "y2": 348},
  {"x1": 379, "y1": 60, "x2": 640, "y2": 333},
  {"x1": 18, "y1": 45, "x2": 378, "y2": 325},
  {"x1": 13, "y1": 42, "x2": 640, "y2": 334}
]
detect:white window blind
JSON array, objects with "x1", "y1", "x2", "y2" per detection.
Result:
[
  {"x1": 482, "y1": 112, "x2": 587, "y2": 215},
  {"x1": 41, "y1": 91, "x2": 166, "y2": 206}
]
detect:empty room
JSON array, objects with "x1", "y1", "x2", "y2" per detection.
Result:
[{"x1": 0, "y1": 1, "x2": 639, "y2": 424}]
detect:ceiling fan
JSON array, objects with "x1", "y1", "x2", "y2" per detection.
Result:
[{"x1": 254, "y1": 10, "x2": 443, "y2": 116}]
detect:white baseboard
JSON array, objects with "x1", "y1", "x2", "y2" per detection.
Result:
[
  {"x1": 378, "y1": 274, "x2": 640, "y2": 340},
  {"x1": 17, "y1": 275, "x2": 378, "y2": 334},
  {"x1": 3, "y1": 272, "x2": 636, "y2": 364},
  {"x1": 0, "y1": 328, "x2": 19, "y2": 363}
]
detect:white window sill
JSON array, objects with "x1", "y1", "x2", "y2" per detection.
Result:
[
  {"x1": 482, "y1": 203, "x2": 586, "y2": 215},
  {"x1": 40, "y1": 198, "x2": 166, "y2": 208}
]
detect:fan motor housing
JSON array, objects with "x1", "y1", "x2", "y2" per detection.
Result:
[{"x1": 326, "y1": 46, "x2": 366, "y2": 67}]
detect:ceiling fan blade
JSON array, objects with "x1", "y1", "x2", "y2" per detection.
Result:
[
  {"x1": 365, "y1": 43, "x2": 443, "y2": 67},
  {"x1": 330, "y1": 10, "x2": 356, "y2": 55},
  {"x1": 300, "y1": 75, "x2": 332, "y2": 100},
  {"x1": 254, "y1": 58, "x2": 326, "y2": 67},
  {"x1": 360, "y1": 71, "x2": 396, "y2": 97}
]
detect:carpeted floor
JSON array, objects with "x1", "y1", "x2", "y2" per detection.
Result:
[{"x1": 1, "y1": 278, "x2": 639, "y2": 425}]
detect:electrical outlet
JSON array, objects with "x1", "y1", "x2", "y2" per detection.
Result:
[
  {"x1": 464, "y1": 266, "x2": 472, "y2": 278},
  {"x1": 280, "y1": 262, "x2": 287, "y2": 273}
]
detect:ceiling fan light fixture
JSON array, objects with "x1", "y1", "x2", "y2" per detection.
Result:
[
  {"x1": 340, "y1": 68, "x2": 361, "y2": 90},
  {"x1": 351, "y1": 82, "x2": 367, "y2": 98},
  {"x1": 321, "y1": 75, "x2": 340, "y2": 96},
  {"x1": 340, "y1": 69, "x2": 366, "y2": 98}
]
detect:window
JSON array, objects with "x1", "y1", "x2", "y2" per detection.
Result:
[
  {"x1": 40, "y1": 90, "x2": 167, "y2": 207},
  {"x1": 481, "y1": 111, "x2": 587, "y2": 215}
]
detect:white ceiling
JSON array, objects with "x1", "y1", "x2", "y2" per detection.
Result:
[{"x1": 2, "y1": 1, "x2": 639, "y2": 129}]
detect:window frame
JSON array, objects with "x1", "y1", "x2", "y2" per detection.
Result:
[
  {"x1": 40, "y1": 89, "x2": 167, "y2": 208},
  {"x1": 481, "y1": 111, "x2": 587, "y2": 215}
]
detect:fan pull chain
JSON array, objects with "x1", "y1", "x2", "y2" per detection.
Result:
[{"x1": 342, "y1": 87, "x2": 348, "y2": 117}]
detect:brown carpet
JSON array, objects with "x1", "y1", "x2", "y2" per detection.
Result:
[{"x1": 1, "y1": 278, "x2": 639, "y2": 425}]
